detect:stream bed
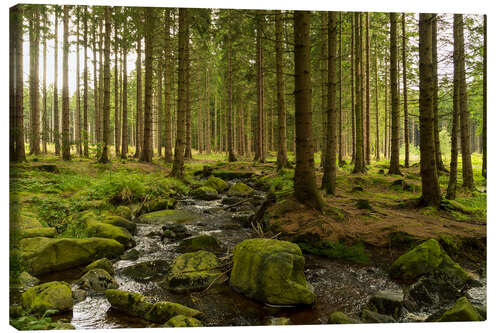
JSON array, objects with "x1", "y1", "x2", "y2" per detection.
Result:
[{"x1": 37, "y1": 189, "x2": 485, "y2": 328}]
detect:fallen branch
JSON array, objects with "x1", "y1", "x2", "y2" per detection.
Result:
[{"x1": 223, "y1": 198, "x2": 253, "y2": 210}]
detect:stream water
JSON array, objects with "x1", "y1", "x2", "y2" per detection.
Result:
[{"x1": 37, "y1": 185, "x2": 486, "y2": 328}]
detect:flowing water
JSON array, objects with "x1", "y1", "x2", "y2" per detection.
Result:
[{"x1": 37, "y1": 188, "x2": 485, "y2": 328}]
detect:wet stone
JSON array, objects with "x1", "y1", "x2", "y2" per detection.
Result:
[
  {"x1": 120, "y1": 249, "x2": 140, "y2": 261},
  {"x1": 118, "y1": 260, "x2": 170, "y2": 282}
]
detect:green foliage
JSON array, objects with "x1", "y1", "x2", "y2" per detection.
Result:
[
  {"x1": 10, "y1": 310, "x2": 59, "y2": 331},
  {"x1": 297, "y1": 240, "x2": 371, "y2": 265}
]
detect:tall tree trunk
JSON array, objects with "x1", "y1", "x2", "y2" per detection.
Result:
[
  {"x1": 321, "y1": 12, "x2": 338, "y2": 195},
  {"x1": 419, "y1": 13, "x2": 441, "y2": 206},
  {"x1": 98, "y1": 20, "x2": 104, "y2": 144},
  {"x1": 254, "y1": 11, "x2": 265, "y2": 162},
  {"x1": 140, "y1": 8, "x2": 154, "y2": 162},
  {"x1": 432, "y1": 15, "x2": 445, "y2": 171},
  {"x1": 83, "y1": 7, "x2": 89, "y2": 157},
  {"x1": 384, "y1": 53, "x2": 389, "y2": 159},
  {"x1": 92, "y1": 12, "x2": 99, "y2": 147},
  {"x1": 275, "y1": 10, "x2": 289, "y2": 169},
  {"x1": 172, "y1": 8, "x2": 189, "y2": 177},
  {"x1": 456, "y1": 14, "x2": 474, "y2": 190},
  {"x1": 227, "y1": 10, "x2": 237, "y2": 162},
  {"x1": 352, "y1": 12, "x2": 365, "y2": 173},
  {"x1": 351, "y1": 12, "x2": 356, "y2": 163},
  {"x1": 294, "y1": 10, "x2": 323, "y2": 211},
  {"x1": 388, "y1": 13, "x2": 401, "y2": 175},
  {"x1": 12, "y1": 5, "x2": 26, "y2": 161},
  {"x1": 121, "y1": 28, "x2": 128, "y2": 159},
  {"x1": 157, "y1": 66, "x2": 163, "y2": 157},
  {"x1": 114, "y1": 12, "x2": 120, "y2": 157},
  {"x1": 403, "y1": 13, "x2": 409, "y2": 167},
  {"x1": 365, "y1": 12, "x2": 370, "y2": 165},
  {"x1": 135, "y1": 30, "x2": 143, "y2": 158},
  {"x1": 42, "y1": 14, "x2": 48, "y2": 154},
  {"x1": 54, "y1": 9, "x2": 60, "y2": 155},
  {"x1": 374, "y1": 34, "x2": 380, "y2": 161},
  {"x1": 482, "y1": 15, "x2": 487, "y2": 178},
  {"x1": 62, "y1": 5, "x2": 70, "y2": 160},
  {"x1": 205, "y1": 67, "x2": 212, "y2": 154},
  {"x1": 10, "y1": 6, "x2": 15, "y2": 159},
  {"x1": 98, "y1": 7, "x2": 111, "y2": 163},
  {"x1": 29, "y1": 6, "x2": 41, "y2": 155},
  {"x1": 164, "y1": 9, "x2": 173, "y2": 163},
  {"x1": 320, "y1": 13, "x2": 327, "y2": 169},
  {"x1": 338, "y1": 12, "x2": 344, "y2": 165},
  {"x1": 75, "y1": 9, "x2": 81, "y2": 156}
]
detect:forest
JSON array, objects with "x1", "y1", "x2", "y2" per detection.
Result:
[{"x1": 9, "y1": 4, "x2": 486, "y2": 330}]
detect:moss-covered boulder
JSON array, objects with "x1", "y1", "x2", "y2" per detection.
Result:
[
  {"x1": 144, "y1": 301, "x2": 202, "y2": 323},
  {"x1": 190, "y1": 186, "x2": 219, "y2": 201},
  {"x1": 139, "y1": 198, "x2": 177, "y2": 215},
  {"x1": 19, "y1": 237, "x2": 124, "y2": 275},
  {"x1": 22, "y1": 281, "x2": 73, "y2": 314},
  {"x1": 389, "y1": 239, "x2": 470, "y2": 286},
  {"x1": 101, "y1": 215, "x2": 137, "y2": 234},
  {"x1": 230, "y1": 238, "x2": 316, "y2": 305},
  {"x1": 435, "y1": 297, "x2": 484, "y2": 322},
  {"x1": 161, "y1": 250, "x2": 223, "y2": 293},
  {"x1": 205, "y1": 176, "x2": 229, "y2": 193},
  {"x1": 86, "y1": 220, "x2": 135, "y2": 248},
  {"x1": 15, "y1": 271, "x2": 40, "y2": 291},
  {"x1": 115, "y1": 206, "x2": 132, "y2": 220},
  {"x1": 228, "y1": 182, "x2": 255, "y2": 197},
  {"x1": 137, "y1": 209, "x2": 200, "y2": 225},
  {"x1": 160, "y1": 223, "x2": 192, "y2": 241},
  {"x1": 177, "y1": 234, "x2": 224, "y2": 253},
  {"x1": 163, "y1": 315, "x2": 203, "y2": 327},
  {"x1": 84, "y1": 258, "x2": 115, "y2": 276},
  {"x1": 120, "y1": 248, "x2": 140, "y2": 260},
  {"x1": 105, "y1": 289, "x2": 153, "y2": 318},
  {"x1": 366, "y1": 289, "x2": 404, "y2": 319},
  {"x1": 119, "y1": 260, "x2": 170, "y2": 281},
  {"x1": 360, "y1": 309, "x2": 396, "y2": 323},
  {"x1": 327, "y1": 312, "x2": 360, "y2": 324},
  {"x1": 77, "y1": 269, "x2": 118, "y2": 292},
  {"x1": 20, "y1": 227, "x2": 57, "y2": 239}
]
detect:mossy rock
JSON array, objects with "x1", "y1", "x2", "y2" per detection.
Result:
[
  {"x1": 177, "y1": 234, "x2": 224, "y2": 253},
  {"x1": 22, "y1": 281, "x2": 73, "y2": 314},
  {"x1": 15, "y1": 271, "x2": 40, "y2": 291},
  {"x1": 366, "y1": 289, "x2": 404, "y2": 319},
  {"x1": 17, "y1": 215, "x2": 43, "y2": 230},
  {"x1": 19, "y1": 237, "x2": 124, "y2": 276},
  {"x1": 20, "y1": 227, "x2": 57, "y2": 239},
  {"x1": 327, "y1": 312, "x2": 361, "y2": 324},
  {"x1": 389, "y1": 239, "x2": 470, "y2": 287},
  {"x1": 119, "y1": 260, "x2": 170, "y2": 281},
  {"x1": 230, "y1": 238, "x2": 316, "y2": 305},
  {"x1": 190, "y1": 186, "x2": 219, "y2": 201},
  {"x1": 115, "y1": 206, "x2": 132, "y2": 220},
  {"x1": 162, "y1": 250, "x2": 223, "y2": 293},
  {"x1": 144, "y1": 302, "x2": 202, "y2": 323},
  {"x1": 120, "y1": 248, "x2": 140, "y2": 260},
  {"x1": 101, "y1": 215, "x2": 137, "y2": 234},
  {"x1": 84, "y1": 258, "x2": 115, "y2": 276},
  {"x1": 137, "y1": 209, "x2": 200, "y2": 225},
  {"x1": 77, "y1": 268, "x2": 118, "y2": 292},
  {"x1": 228, "y1": 182, "x2": 255, "y2": 197},
  {"x1": 86, "y1": 219, "x2": 135, "y2": 248},
  {"x1": 140, "y1": 198, "x2": 177, "y2": 215},
  {"x1": 163, "y1": 315, "x2": 203, "y2": 327},
  {"x1": 105, "y1": 289, "x2": 153, "y2": 318},
  {"x1": 265, "y1": 317, "x2": 291, "y2": 325},
  {"x1": 205, "y1": 176, "x2": 229, "y2": 193},
  {"x1": 436, "y1": 297, "x2": 484, "y2": 322},
  {"x1": 360, "y1": 309, "x2": 396, "y2": 323}
]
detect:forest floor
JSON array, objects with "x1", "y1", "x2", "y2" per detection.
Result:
[{"x1": 10, "y1": 148, "x2": 486, "y2": 272}]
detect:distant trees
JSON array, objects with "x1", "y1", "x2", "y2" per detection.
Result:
[{"x1": 62, "y1": 5, "x2": 70, "y2": 161}]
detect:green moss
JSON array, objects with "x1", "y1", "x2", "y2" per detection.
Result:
[
  {"x1": 162, "y1": 250, "x2": 222, "y2": 293},
  {"x1": 115, "y1": 206, "x2": 132, "y2": 220},
  {"x1": 228, "y1": 182, "x2": 255, "y2": 197},
  {"x1": 20, "y1": 227, "x2": 57, "y2": 239},
  {"x1": 84, "y1": 258, "x2": 115, "y2": 275},
  {"x1": 144, "y1": 302, "x2": 201, "y2": 323},
  {"x1": 205, "y1": 176, "x2": 229, "y2": 193},
  {"x1": 297, "y1": 239, "x2": 371, "y2": 264},
  {"x1": 266, "y1": 317, "x2": 292, "y2": 325},
  {"x1": 137, "y1": 209, "x2": 200, "y2": 224},
  {"x1": 163, "y1": 315, "x2": 203, "y2": 327},
  {"x1": 85, "y1": 219, "x2": 134, "y2": 247},
  {"x1": 437, "y1": 297, "x2": 484, "y2": 322},
  {"x1": 230, "y1": 238, "x2": 316, "y2": 305},
  {"x1": 327, "y1": 312, "x2": 360, "y2": 324},
  {"x1": 105, "y1": 289, "x2": 153, "y2": 318},
  {"x1": 101, "y1": 215, "x2": 137, "y2": 234},
  {"x1": 22, "y1": 281, "x2": 73, "y2": 314},
  {"x1": 177, "y1": 234, "x2": 224, "y2": 253},
  {"x1": 20, "y1": 237, "x2": 124, "y2": 275},
  {"x1": 190, "y1": 186, "x2": 219, "y2": 200}
]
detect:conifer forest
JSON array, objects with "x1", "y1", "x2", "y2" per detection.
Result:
[{"x1": 9, "y1": 3, "x2": 487, "y2": 329}]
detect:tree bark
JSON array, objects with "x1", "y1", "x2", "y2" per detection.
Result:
[
  {"x1": 98, "y1": 7, "x2": 111, "y2": 163},
  {"x1": 29, "y1": 6, "x2": 41, "y2": 155},
  {"x1": 275, "y1": 10, "x2": 289, "y2": 169},
  {"x1": 164, "y1": 9, "x2": 173, "y2": 163},
  {"x1": 171, "y1": 8, "x2": 190, "y2": 177},
  {"x1": 83, "y1": 7, "x2": 89, "y2": 157},
  {"x1": 365, "y1": 12, "x2": 370, "y2": 165},
  {"x1": 254, "y1": 11, "x2": 265, "y2": 163},
  {"x1": 135, "y1": 24, "x2": 143, "y2": 158},
  {"x1": 140, "y1": 8, "x2": 154, "y2": 163},
  {"x1": 121, "y1": 19, "x2": 128, "y2": 159},
  {"x1": 374, "y1": 34, "x2": 380, "y2": 161},
  {"x1": 12, "y1": 5, "x2": 26, "y2": 161},
  {"x1": 62, "y1": 5, "x2": 70, "y2": 160},
  {"x1": 419, "y1": 13, "x2": 441, "y2": 206},
  {"x1": 293, "y1": 10, "x2": 324, "y2": 211},
  {"x1": 388, "y1": 13, "x2": 401, "y2": 175},
  {"x1": 321, "y1": 12, "x2": 338, "y2": 195},
  {"x1": 75, "y1": 8, "x2": 81, "y2": 156},
  {"x1": 42, "y1": 12, "x2": 48, "y2": 154},
  {"x1": 482, "y1": 15, "x2": 487, "y2": 178},
  {"x1": 54, "y1": 9, "x2": 60, "y2": 155},
  {"x1": 351, "y1": 12, "x2": 356, "y2": 163},
  {"x1": 403, "y1": 13, "x2": 409, "y2": 167},
  {"x1": 352, "y1": 12, "x2": 365, "y2": 174},
  {"x1": 338, "y1": 12, "x2": 344, "y2": 165},
  {"x1": 432, "y1": 15, "x2": 445, "y2": 171},
  {"x1": 227, "y1": 10, "x2": 237, "y2": 162},
  {"x1": 114, "y1": 11, "x2": 120, "y2": 157}
]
